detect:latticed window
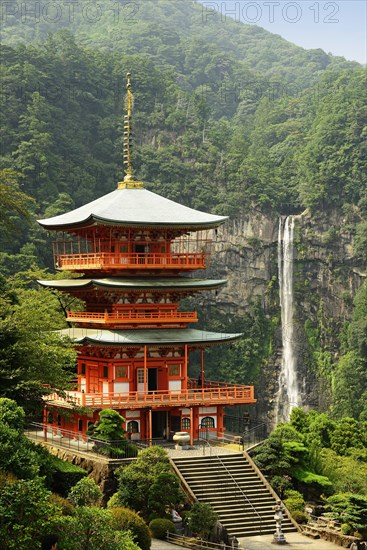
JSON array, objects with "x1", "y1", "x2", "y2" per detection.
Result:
[
  {"x1": 201, "y1": 416, "x2": 215, "y2": 428},
  {"x1": 181, "y1": 417, "x2": 190, "y2": 430}
]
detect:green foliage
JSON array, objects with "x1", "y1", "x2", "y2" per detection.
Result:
[
  {"x1": 55, "y1": 506, "x2": 140, "y2": 550},
  {"x1": 290, "y1": 510, "x2": 309, "y2": 524},
  {"x1": 326, "y1": 493, "x2": 367, "y2": 536},
  {"x1": 318, "y1": 449, "x2": 367, "y2": 494},
  {"x1": 68, "y1": 477, "x2": 102, "y2": 507},
  {"x1": 0, "y1": 170, "x2": 34, "y2": 238},
  {"x1": 116, "y1": 446, "x2": 172, "y2": 519},
  {"x1": 188, "y1": 502, "x2": 218, "y2": 540},
  {"x1": 291, "y1": 468, "x2": 333, "y2": 492},
  {"x1": 149, "y1": 518, "x2": 176, "y2": 539},
  {"x1": 0, "y1": 398, "x2": 25, "y2": 432},
  {"x1": 354, "y1": 222, "x2": 367, "y2": 262},
  {"x1": 283, "y1": 489, "x2": 305, "y2": 512},
  {"x1": 0, "y1": 477, "x2": 61, "y2": 549},
  {"x1": 0, "y1": 277, "x2": 75, "y2": 415},
  {"x1": 194, "y1": 298, "x2": 274, "y2": 386},
  {"x1": 93, "y1": 410, "x2": 126, "y2": 441},
  {"x1": 48, "y1": 456, "x2": 87, "y2": 497},
  {"x1": 110, "y1": 507, "x2": 152, "y2": 550},
  {"x1": 147, "y1": 472, "x2": 184, "y2": 516},
  {"x1": 329, "y1": 417, "x2": 363, "y2": 456}
]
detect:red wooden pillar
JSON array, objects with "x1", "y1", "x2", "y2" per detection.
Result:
[
  {"x1": 144, "y1": 345, "x2": 147, "y2": 394},
  {"x1": 189, "y1": 407, "x2": 194, "y2": 446},
  {"x1": 183, "y1": 344, "x2": 188, "y2": 389},
  {"x1": 200, "y1": 349, "x2": 205, "y2": 397},
  {"x1": 148, "y1": 408, "x2": 152, "y2": 446}
]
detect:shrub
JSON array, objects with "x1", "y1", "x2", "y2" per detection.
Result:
[
  {"x1": 107, "y1": 492, "x2": 120, "y2": 509},
  {"x1": 115, "y1": 446, "x2": 171, "y2": 518},
  {"x1": 68, "y1": 477, "x2": 102, "y2": 507},
  {"x1": 188, "y1": 502, "x2": 218, "y2": 539},
  {"x1": 49, "y1": 493, "x2": 74, "y2": 516},
  {"x1": 110, "y1": 506, "x2": 151, "y2": 550},
  {"x1": 284, "y1": 489, "x2": 305, "y2": 512},
  {"x1": 49, "y1": 456, "x2": 87, "y2": 497},
  {"x1": 149, "y1": 518, "x2": 175, "y2": 539},
  {"x1": 291, "y1": 510, "x2": 308, "y2": 524},
  {"x1": 341, "y1": 523, "x2": 352, "y2": 535}
]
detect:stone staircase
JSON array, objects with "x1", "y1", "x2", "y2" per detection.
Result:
[{"x1": 171, "y1": 452, "x2": 298, "y2": 538}]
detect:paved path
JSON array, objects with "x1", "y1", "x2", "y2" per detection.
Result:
[
  {"x1": 151, "y1": 532, "x2": 342, "y2": 550},
  {"x1": 239, "y1": 532, "x2": 342, "y2": 550}
]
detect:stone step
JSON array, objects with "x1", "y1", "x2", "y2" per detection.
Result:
[
  {"x1": 192, "y1": 487, "x2": 272, "y2": 497},
  {"x1": 171, "y1": 453, "x2": 298, "y2": 538}
]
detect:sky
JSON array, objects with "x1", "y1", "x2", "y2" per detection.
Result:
[{"x1": 198, "y1": 0, "x2": 367, "y2": 65}]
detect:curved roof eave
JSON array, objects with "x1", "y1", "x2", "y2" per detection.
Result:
[
  {"x1": 37, "y1": 188, "x2": 228, "y2": 231},
  {"x1": 58, "y1": 327, "x2": 243, "y2": 347},
  {"x1": 38, "y1": 277, "x2": 228, "y2": 291}
]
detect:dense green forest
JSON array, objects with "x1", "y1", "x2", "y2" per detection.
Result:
[
  {"x1": 0, "y1": 1, "x2": 367, "y2": 546},
  {"x1": 0, "y1": 0, "x2": 366, "y2": 420}
]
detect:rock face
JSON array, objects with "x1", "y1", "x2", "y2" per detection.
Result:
[
  {"x1": 209, "y1": 212, "x2": 278, "y2": 315},
  {"x1": 205, "y1": 209, "x2": 366, "y2": 427},
  {"x1": 43, "y1": 443, "x2": 126, "y2": 504}
]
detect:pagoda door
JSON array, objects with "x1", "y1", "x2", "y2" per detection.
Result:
[
  {"x1": 137, "y1": 368, "x2": 158, "y2": 394},
  {"x1": 89, "y1": 365, "x2": 99, "y2": 393}
]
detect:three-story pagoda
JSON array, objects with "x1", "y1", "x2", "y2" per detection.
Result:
[{"x1": 38, "y1": 75, "x2": 255, "y2": 444}]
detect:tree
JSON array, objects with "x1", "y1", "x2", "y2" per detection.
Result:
[
  {"x1": 116, "y1": 446, "x2": 173, "y2": 519},
  {"x1": 109, "y1": 507, "x2": 152, "y2": 550},
  {"x1": 147, "y1": 472, "x2": 184, "y2": 517},
  {"x1": 92, "y1": 409, "x2": 126, "y2": 441},
  {"x1": 0, "y1": 477, "x2": 61, "y2": 550},
  {"x1": 188, "y1": 502, "x2": 218, "y2": 539},
  {"x1": 0, "y1": 398, "x2": 52, "y2": 480},
  {"x1": 55, "y1": 507, "x2": 140, "y2": 550},
  {"x1": 0, "y1": 170, "x2": 34, "y2": 237},
  {"x1": 329, "y1": 417, "x2": 363, "y2": 456},
  {"x1": 326, "y1": 493, "x2": 367, "y2": 536},
  {"x1": 0, "y1": 278, "x2": 76, "y2": 415},
  {"x1": 68, "y1": 477, "x2": 102, "y2": 507}
]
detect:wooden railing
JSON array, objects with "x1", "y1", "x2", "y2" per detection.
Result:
[
  {"x1": 66, "y1": 309, "x2": 198, "y2": 326},
  {"x1": 46, "y1": 383, "x2": 256, "y2": 409},
  {"x1": 56, "y1": 252, "x2": 206, "y2": 271}
]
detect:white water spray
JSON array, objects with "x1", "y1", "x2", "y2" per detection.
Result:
[{"x1": 275, "y1": 216, "x2": 301, "y2": 424}]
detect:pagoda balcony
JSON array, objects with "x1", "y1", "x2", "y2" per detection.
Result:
[
  {"x1": 66, "y1": 309, "x2": 198, "y2": 327},
  {"x1": 45, "y1": 380, "x2": 255, "y2": 410},
  {"x1": 55, "y1": 252, "x2": 206, "y2": 272}
]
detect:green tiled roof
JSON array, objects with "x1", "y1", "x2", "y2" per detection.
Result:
[
  {"x1": 38, "y1": 277, "x2": 227, "y2": 291},
  {"x1": 38, "y1": 188, "x2": 227, "y2": 230},
  {"x1": 59, "y1": 328, "x2": 242, "y2": 347}
]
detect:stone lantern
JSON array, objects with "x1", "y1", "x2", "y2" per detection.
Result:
[{"x1": 273, "y1": 500, "x2": 287, "y2": 545}]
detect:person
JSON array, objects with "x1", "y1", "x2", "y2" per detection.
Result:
[
  {"x1": 41, "y1": 534, "x2": 58, "y2": 550},
  {"x1": 197, "y1": 372, "x2": 202, "y2": 388}
]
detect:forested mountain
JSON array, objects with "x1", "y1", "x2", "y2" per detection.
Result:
[{"x1": 0, "y1": 0, "x2": 366, "y2": 422}]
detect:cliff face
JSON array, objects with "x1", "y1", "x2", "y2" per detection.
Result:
[{"x1": 205, "y1": 209, "x2": 366, "y2": 426}]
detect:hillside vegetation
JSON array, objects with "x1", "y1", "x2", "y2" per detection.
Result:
[{"x1": 0, "y1": 0, "x2": 366, "y2": 422}]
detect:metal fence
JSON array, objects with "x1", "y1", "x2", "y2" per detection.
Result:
[{"x1": 166, "y1": 532, "x2": 242, "y2": 549}]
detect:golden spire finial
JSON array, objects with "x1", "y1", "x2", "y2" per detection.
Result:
[{"x1": 118, "y1": 73, "x2": 144, "y2": 189}]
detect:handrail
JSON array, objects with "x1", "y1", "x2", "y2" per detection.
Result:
[
  {"x1": 66, "y1": 309, "x2": 198, "y2": 324},
  {"x1": 25, "y1": 422, "x2": 139, "y2": 460},
  {"x1": 199, "y1": 437, "x2": 263, "y2": 534},
  {"x1": 166, "y1": 532, "x2": 242, "y2": 549},
  {"x1": 216, "y1": 454, "x2": 263, "y2": 535},
  {"x1": 46, "y1": 385, "x2": 256, "y2": 408},
  {"x1": 56, "y1": 252, "x2": 207, "y2": 270},
  {"x1": 243, "y1": 450, "x2": 300, "y2": 532}
]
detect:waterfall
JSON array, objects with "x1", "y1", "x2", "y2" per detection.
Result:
[{"x1": 275, "y1": 216, "x2": 301, "y2": 424}]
